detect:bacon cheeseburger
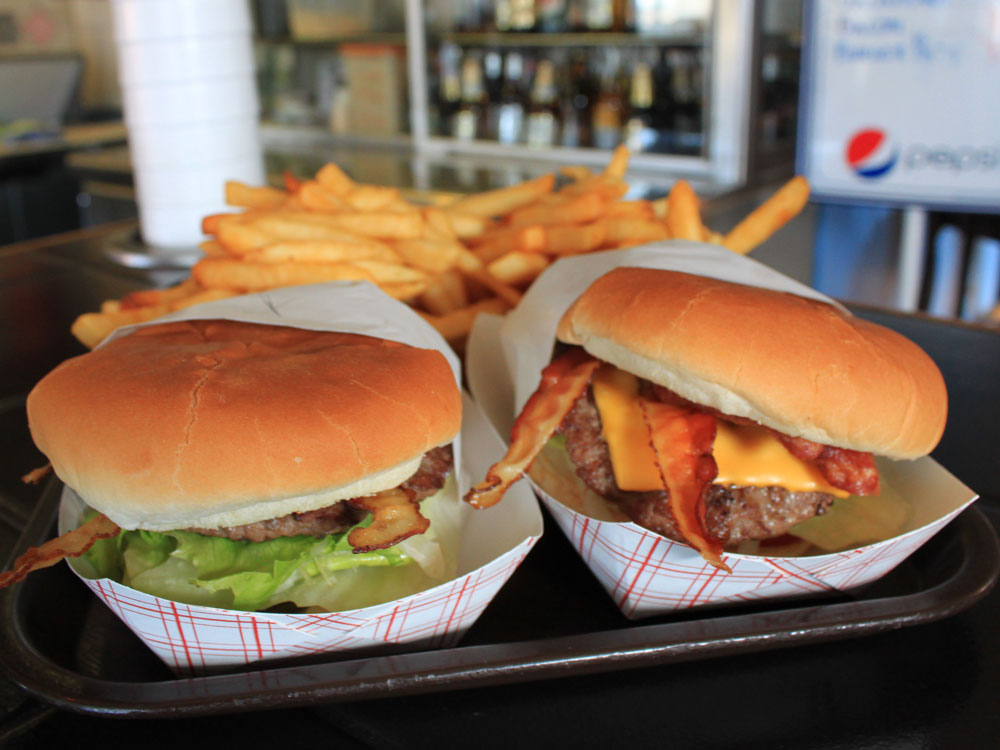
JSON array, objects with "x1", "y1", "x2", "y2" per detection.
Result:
[
  {"x1": 465, "y1": 268, "x2": 947, "y2": 569},
  {"x1": 2, "y1": 320, "x2": 462, "y2": 611}
]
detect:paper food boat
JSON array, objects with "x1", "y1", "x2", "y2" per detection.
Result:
[
  {"x1": 466, "y1": 242, "x2": 978, "y2": 620},
  {"x1": 58, "y1": 282, "x2": 543, "y2": 673}
]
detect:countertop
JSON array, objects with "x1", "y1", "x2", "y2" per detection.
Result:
[{"x1": 0, "y1": 223, "x2": 997, "y2": 749}]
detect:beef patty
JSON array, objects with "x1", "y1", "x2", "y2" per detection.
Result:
[
  {"x1": 189, "y1": 444, "x2": 454, "y2": 543},
  {"x1": 559, "y1": 390, "x2": 833, "y2": 546}
]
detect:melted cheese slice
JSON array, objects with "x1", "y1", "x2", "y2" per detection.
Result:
[{"x1": 591, "y1": 365, "x2": 849, "y2": 498}]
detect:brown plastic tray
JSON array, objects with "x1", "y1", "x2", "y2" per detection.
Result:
[{"x1": 0, "y1": 478, "x2": 996, "y2": 718}]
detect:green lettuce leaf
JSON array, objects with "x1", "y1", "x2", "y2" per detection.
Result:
[{"x1": 79, "y1": 474, "x2": 460, "y2": 612}]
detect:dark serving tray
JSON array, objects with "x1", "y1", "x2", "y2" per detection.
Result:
[{"x1": 1, "y1": 478, "x2": 997, "y2": 718}]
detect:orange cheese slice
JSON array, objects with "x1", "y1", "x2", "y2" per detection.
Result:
[{"x1": 591, "y1": 365, "x2": 850, "y2": 498}]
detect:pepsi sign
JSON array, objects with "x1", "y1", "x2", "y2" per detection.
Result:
[
  {"x1": 798, "y1": 2, "x2": 999, "y2": 211},
  {"x1": 845, "y1": 129, "x2": 899, "y2": 179}
]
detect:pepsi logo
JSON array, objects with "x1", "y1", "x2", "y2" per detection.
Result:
[{"x1": 845, "y1": 128, "x2": 899, "y2": 178}]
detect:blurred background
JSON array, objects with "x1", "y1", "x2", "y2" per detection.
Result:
[{"x1": 0, "y1": 0, "x2": 997, "y2": 324}]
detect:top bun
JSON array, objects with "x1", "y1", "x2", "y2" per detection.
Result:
[
  {"x1": 556, "y1": 268, "x2": 947, "y2": 459},
  {"x1": 28, "y1": 320, "x2": 462, "y2": 530}
]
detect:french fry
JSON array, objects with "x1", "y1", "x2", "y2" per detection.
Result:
[
  {"x1": 392, "y1": 238, "x2": 462, "y2": 273},
  {"x1": 100, "y1": 299, "x2": 121, "y2": 314},
  {"x1": 651, "y1": 196, "x2": 668, "y2": 220},
  {"x1": 722, "y1": 175, "x2": 810, "y2": 255},
  {"x1": 379, "y1": 280, "x2": 431, "y2": 302},
  {"x1": 420, "y1": 297, "x2": 511, "y2": 343},
  {"x1": 202, "y1": 212, "x2": 236, "y2": 235},
  {"x1": 225, "y1": 181, "x2": 286, "y2": 209},
  {"x1": 603, "y1": 218, "x2": 669, "y2": 246},
  {"x1": 557, "y1": 175, "x2": 629, "y2": 202},
  {"x1": 351, "y1": 260, "x2": 428, "y2": 284},
  {"x1": 486, "y1": 251, "x2": 550, "y2": 286},
  {"x1": 470, "y1": 225, "x2": 547, "y2": 263},
  {"x1": 216, "y1": 217, "x2": 273, "y2": 255},
  {"x1": 298, "y1": 180, "x2": 351, "y2": 212},
  {"x1": 315, "y1": 163, "x2": 355, "y2": 195},
  {"x1": 345, "y1": 184, "x2": 400, "y2": 212},
  {"x1": 418, "y1": 269, "x2": 469, "y2": 315},
  {"x1": 282, "y1": 170, "x2": 302, "y2": 194},
  {"x1": 71, "y1": 305, "x2": 170, "y2": 349},
  {"x1": 170, "y1": 288, "x2": 241, "y2": 311},
  {"x1": 326, "y1": 211, "x2": 424, "y2": 239},
  {"x1": 199, "y1": 240, "x2": 229, "y2": 257},
  {"x1": 250, "y1": 213, "x2": 383, "y2": 245},
  {"x1": 508, "y1": 191, "x2": 607, "y2": 228},
  {"x1": 602, "y1": 144, "x2": 631, "y2": 181},
  {"x1": 245, "y1": 240, "x2": 399, "y2": 265},
  {"x1": 455, "y1": 248, "x2": 523, "y2": 306},
  {"x1": 704, "y1": 229, "x2": 725, "y2": 245},
  {"x1": 439, "y1": 210, "x2": 491, "y2": 239},
  {"x1": 559, "y1": 165, "x2": 594, "y2": 182},
  {"x1": 445, "y1": 173, "x2": 555, "y2": 217},
  {"x1": 665, "y1": 180, "x2": 705, "y2": 241},
  {"x1": 119, "y1": 277, "x2": 202, "y2": 310},
  {"x1": 543, "y1": 221, "x2": 608, "y2": 255},
  {"x1": 192, "y1": 258, "x2": 373, "y2": 291},
  {"x1": 604, "y1": 200, "x2": 654, "y2": 219}
]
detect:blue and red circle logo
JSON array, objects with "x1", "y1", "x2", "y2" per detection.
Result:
[{"x1": 845, "y1": 128, "x2": 898, "y2": 179}]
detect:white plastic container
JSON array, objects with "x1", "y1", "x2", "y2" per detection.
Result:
[
  {"x1": 121, "y1": 74, "x2": 259, "y2": 127},
  {"x1": 135, "y1": 201, "x2": 216, "y2": 248},
  {"x1": 117, "y1": 33, "x2": 255, "y2": 86},
  {"x1": 110, "y1": 0, "x2": 251, "y2": 42},
  {"x1": 133, "y1": 152, "x2": 264, "y2": 208},
  {"x1": 127, "y1": 116, "x2": 262, "y2": 167}
]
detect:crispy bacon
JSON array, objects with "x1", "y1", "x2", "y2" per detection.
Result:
[
  {"x1": 347, "y1": 487, "x2": 430, "y2": 553},
  {"x1": 639, "y1": 399, "x2": 729, "y2": 571},
  {"x1": 0, "y1": 513, "x2": 121, "y2": 589},
  {"x1": 775, "y1": 434, "x2": 879, "y2": 496},
  {"x1": 464, "y1": 347, "x2": 601, "y2": 509},
  {"x1": 650, "y1": 382, "x2": 880, "y2": 496},
  {"x1": 21, "y1": 464, "x2": 52, "y2": 485}
]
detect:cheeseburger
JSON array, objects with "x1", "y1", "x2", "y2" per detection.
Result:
[
  {"x1": 3, "y1": 319, "x2": 462, "y2": 611},
  {"x1": 465, "y1": 268, "x2": 947, "y2": 569}
]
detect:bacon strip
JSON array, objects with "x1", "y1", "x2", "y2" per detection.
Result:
[
  {"x1": 347, "y1": 487, "x2": 430, "y2": 553},
  {"x1": 650, "y1": 382, "x2": 880, "y2": 497},
  {"x1": 639, "y1": 399, "x2": 729, "y2": 571},
  {"x1": 775, "y1": 434, "x2": 880, "y2": 496},
  {"x1": 0, "y1": 513, "x2": 121, "y2": 589},
  {"x1": 465, "y1": 347, "x2": 601, "y2": 509}
]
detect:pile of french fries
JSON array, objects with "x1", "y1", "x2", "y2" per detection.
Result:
[{"x1": 71, "y1": 146, "x2": 810, "y2": 350}]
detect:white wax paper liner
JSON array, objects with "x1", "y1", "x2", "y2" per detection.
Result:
[
  {"x1": 57, "y1": 282, "x2": 543, "y2": 673},
  {"x1": 466, "y1": 243, "x2": 978, "y2": 619}
]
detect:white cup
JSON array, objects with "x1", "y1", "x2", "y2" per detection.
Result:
[
  {"x1": 110, "y1": 0, "x2": 251, "y2": 42},
  {"x1": 117, "y1": 33, "x2": 255, "y2": 86},
  {"x1": 127, "y1": 117, "x2": 262, "y2": 168},
  {"x1": 137, "y1": 201, "x2": 215, "y2": 249},
  {"x1": 122, "y1": 73, "x2": 259, "y2": 127},
  {"x1": 133, "y1": 152, "x2": 266, "y2": 208}
]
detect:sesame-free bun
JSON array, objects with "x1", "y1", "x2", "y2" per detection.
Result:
[
  {"x1": 27, "y1": 320, "x2": 462, "y2": 530},
  {"x1": 556, "y1": 268, "x2": 947, "y2": 459}
]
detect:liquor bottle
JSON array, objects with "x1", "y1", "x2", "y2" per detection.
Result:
[
  {"x1": 496, "y1": 52, "x2": 526, "y2": 145},
  {"x1": 525, "y1": 58, "x2": 561, "y2": 147},
  {"x1": 453, "y1": 54, "x2": 487, "y2": 141},
  {"x1": 583, "y1": 0, "x2": 614, "y2": 30},
  {"x1": 560, "y1": 50, "x2": 595, "y2": 147},
  {"x1": 651, "y1": 47, "x2": 675, "y2": 151},
  {"x1": 510, "y1": 0, "x2": 536, "y2": 30},
  {"x1": 437, "y1": 43, "x2": 462, "y2": 137},
  {"x1": 591, "y1": 51, "x2": 623, "y2": 149},
  {"x1": 536, "y1": 0, "x2": 568, "y2": 33},
  {"x1": 623, "y1": 59, "x2": 655, "y2": 151},
  {"x1": 482, "y1": 49, "x2": 504, "y2": 139}
]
